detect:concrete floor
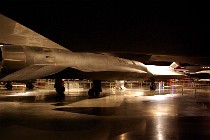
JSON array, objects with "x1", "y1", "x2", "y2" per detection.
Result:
[{"x1": 0, "y1": 86, "x2": 210, "y2": 140}]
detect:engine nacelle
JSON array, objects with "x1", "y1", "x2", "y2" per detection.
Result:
[
  {"x1": 0, "y1": 45, "x2": 27, "y2": 73},
  {"x1": 0, "y1": 45, "x2": 70, "y2": 74}
]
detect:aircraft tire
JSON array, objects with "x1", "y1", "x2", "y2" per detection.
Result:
[
  {"x1": 88, "y1": 89, "x2": 95, "y2": 97},
  {"x1": 26, "y1": 83, "x2": 34, "y2": 89},
  {"x1": 150, "y1": 85, "x2": 156, "y2": 90},
  {"x1": 56, "y1": 86, "x2": 65, "y2": 94},
  {"x1": 5, "y1": 82, "x2": 12, "y2": 90},
  {"x1": 94, "y1": 92, "x2": 100, "y2": 97}
]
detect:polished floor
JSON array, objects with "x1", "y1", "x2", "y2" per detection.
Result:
[{"x1": 0, "y1": 85, "x2": 210, "y2": 140}]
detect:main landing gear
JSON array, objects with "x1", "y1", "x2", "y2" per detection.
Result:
[
  {"x1": 5, "y1": 82, "x2": 12, "y2": 90},
  {"x1": 54, "y1": 79, "x2": 65, "y2": 94},
  {"x1": 149, "y1": 78, "x2": 156, "y2": 90},
  {"x1": 88, "y1": 80, "x2": 102, "y2": 97},
  {"x1": 26, "y1": 81, "x2": 34, "y2": 90},
  {"x1": 4, "y1": 81, "x2": 34, "y2": 90},
  {"x1": 150, "y1": 82, "x2": 156, "y2": 90}
]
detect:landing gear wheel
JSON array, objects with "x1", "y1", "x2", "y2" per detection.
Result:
[
  {"x1": 88, "y1": 89, "x2": 94, "y2": 97},
  {"x1": 26, "y1": 83, "x2": 34, "y2": 90},
  {"x1": 94, "y1": 92, "x2": 100, "y2": 97},
  {"x1": 5, "y1": 82, "x2": 12, "y2": 90},
  {"x1": 149, "y1": 78, "x2": 156, "y2": 90},
  {"x1": 88, "y1": 89, "x2": 100, "y2": 97},
  {"x1": 150, "y1": 83, "x2": 156, "y2": 90},
  {"x1": 56, "y1": 86, "x2": 65, "y2": 94},
  {"x1": 54, "y1": 79, "x2": 65, "y2": 94},
  {"x1": 88, "y1": 80, "x2": 102, "y2": 97}
]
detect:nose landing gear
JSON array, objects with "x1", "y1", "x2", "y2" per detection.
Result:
[{"x1": 149, "y1": 78, "x2": 156, "y2": 90}]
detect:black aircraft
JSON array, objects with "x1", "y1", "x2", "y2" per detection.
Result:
[{"x1": 0, "y1": 14, "x2": 185, "y2": 97}]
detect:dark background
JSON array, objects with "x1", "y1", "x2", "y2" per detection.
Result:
[{"x1": 0, "y1": 0, "x2": 210, "y2": 58}]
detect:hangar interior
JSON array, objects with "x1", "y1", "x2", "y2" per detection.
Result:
[{"x1": 1, "y1": 78, "x2": 209, "y2": 94}]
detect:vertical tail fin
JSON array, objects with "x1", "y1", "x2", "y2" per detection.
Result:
[
  {"x1": 170, "y1": 62, "x2": 181, "y2": 69},
  {"x1": 170, "y1": 62, "x2": 188, "y2": 73}
]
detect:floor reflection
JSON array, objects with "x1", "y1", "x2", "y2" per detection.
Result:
[{"x1": 0, "y1": 86, "x2": 210, "y2": 139}]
